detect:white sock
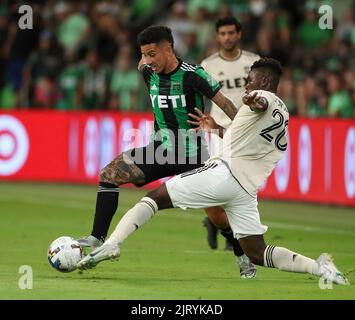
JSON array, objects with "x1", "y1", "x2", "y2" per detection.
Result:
[
  {"x1": 105, "y1": 197, "x2": 158, "y2": 246},
  {"x1": 264, "y1": 245, "x2": 319, "y2": 275}
]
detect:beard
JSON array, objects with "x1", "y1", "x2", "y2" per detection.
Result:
[{"x1": 222, "y1": 43, "x2": 237, "y2": 52}]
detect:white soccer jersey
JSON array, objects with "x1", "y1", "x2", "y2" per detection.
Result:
[
  {"x1": 213, "y1": 90, "x2": 289, "y2": 197},
  {"x1": 201, "y1": 50, "x2": 260, "y2": 128}
]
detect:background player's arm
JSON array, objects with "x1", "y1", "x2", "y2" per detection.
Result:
[
  {"x1": 211, "y1": 90, "x2": 238, "y2": 120},
  {"x1": 243, "y1": 92, "x2": 268, "y2": 112},
  {"x1": 188, "y1": 108, "x2": 226, "y2": 138},
  {"x1": 192, "y1": 67, "x2": 237, "y2": 120}
]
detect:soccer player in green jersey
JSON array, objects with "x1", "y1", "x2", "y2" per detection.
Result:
[{"x1": 78, "y1": 25, "x2": 255, "y2": 277}]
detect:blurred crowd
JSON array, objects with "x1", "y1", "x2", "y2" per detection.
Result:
[{"x1": 0, "y1": 0, "x2": 353, "y2": 117}]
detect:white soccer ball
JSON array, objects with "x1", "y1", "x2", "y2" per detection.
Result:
[{"x1": 48, "y1": 236, "x2": 83, "y2": 272}]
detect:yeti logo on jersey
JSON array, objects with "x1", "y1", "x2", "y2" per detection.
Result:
[{"x1": 150, "y1": 94, "x2": 187, "y2": 108}]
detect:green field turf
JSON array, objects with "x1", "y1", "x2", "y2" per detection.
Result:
[{"x1": 0, "y1": 182, "x2": 354, "y2": 300}]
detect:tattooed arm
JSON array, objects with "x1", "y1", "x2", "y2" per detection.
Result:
[
  {"x1": 100, "y1": 153, "x2": 146, "y2": 186},
  {"x1": 211, "y1": 90, "x2": 238, "y2": 120}
]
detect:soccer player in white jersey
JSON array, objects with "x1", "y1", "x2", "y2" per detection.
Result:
[
  {"x1": 200, "y1": 16, "x2": 260, "y2": 258},
  {"x1": 77, "y1": 58, "x2": 349, "y2": 286}
]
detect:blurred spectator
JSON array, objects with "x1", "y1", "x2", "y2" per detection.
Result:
[
  {"x1": 77, "y1": 49, "x2": 111, "y2": 110},
  {"x1": 24, "y1": 31, "x2": 62, "y2": 108},
  {"x1": 182, "y1": 30, "x2": 201, "y2": 63},
  {"x1": 296, "y1": 3, "x2": 333, "y2": 50},
  {"x1": 300, "y1": 76, "x2": 328, "y2": 118},
  {"x1": 56, "y1": 50, "x2": 83, "y2": 110},
  {"x1": 336, "y1": 10, "x2": 355, "y2": 44},
  {"x1": 162, "y1": 1, "x2": 195, "y2": 57},
  {"x1": 109, "y1": 45, "x2": 140, "y2": 111},
  {"x1": 278, "y1": 78, "x2": 297, "y2": 116},
  {"x1": 192, "y1": 7, "x2": 215, "y2": 55},
  {"x1": 187, "y1": 0, "x2": 220, "y2": 17},
  {"x1": 91, "y1": 4, "x2": 121, "y2": 64},
  {"x1": 327, "y1": 72, "x2": 353, "y2": 118},
  {"x1": 0, "y1": 0, "x2": 352, "y2": 117},
  {"x1": 55, "y1": 2, "x2": 90, "y2": 55},
  {"x1": 6, "y1": 4, "x2": 40, "y2": 107}
]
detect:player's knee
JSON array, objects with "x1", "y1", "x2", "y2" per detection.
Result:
[
  {"x1": 99, "y1": 166, "x2": 119, "y2": 185},
  {"x1": 204, "y1": 207, "x2": 229, "y2": 229},
  {"x1": 146, "y1": 185, "x2": 172, "y2": 210}
]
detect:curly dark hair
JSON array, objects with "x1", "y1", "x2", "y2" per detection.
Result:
[
  {"x1": 137, "y1": 25, "x2": 174, "y2": 47},
  {"x1": 251, "y1": 57, "x2": 283, "y2": 76}
]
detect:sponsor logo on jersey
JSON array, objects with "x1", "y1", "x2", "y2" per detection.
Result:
[
  {"x1": 171, "y1": 82, "x2": 181, "y2": 91},
  {"x1": 150, "y1": 94, "x2": 187, "y2": 109},
  {"x1": 219, "y1": 77, "x2": 247, "y2": 89}
]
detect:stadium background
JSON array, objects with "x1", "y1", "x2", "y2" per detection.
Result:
[
  {"x1": 0, "y1": 0, "x2": 354, "y2": 205},
  {"x1": 0, "y1": 0, "x2": 355, "y2": 300}
]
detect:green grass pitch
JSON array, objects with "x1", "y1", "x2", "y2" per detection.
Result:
[{"x1": 0, "y1": 182, "x2": 354, "y2": 300}]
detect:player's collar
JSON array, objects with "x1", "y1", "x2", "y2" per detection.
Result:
[
  {"x1": 161, "y1": 57, "x2": 182, "y2": 76},
  {"x1": 218, "y1": 49, "x2": 242, "y2": 61}
]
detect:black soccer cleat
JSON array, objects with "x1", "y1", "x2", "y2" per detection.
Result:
[{"x1": 203, "y1": 217, "x2": 218, "y2": 249}]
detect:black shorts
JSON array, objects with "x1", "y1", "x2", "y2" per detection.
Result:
[{"x1": 123, "y1": 141, "x2": 209, "y2": 187}]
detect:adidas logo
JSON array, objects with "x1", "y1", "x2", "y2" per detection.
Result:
[{"x1": 151, "y1": 84, "x2": 158, "y2": 91}]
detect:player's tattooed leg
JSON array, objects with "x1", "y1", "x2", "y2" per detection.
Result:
[{"x1": 100, "y1": 153, "x2": 146, "y2": 186}]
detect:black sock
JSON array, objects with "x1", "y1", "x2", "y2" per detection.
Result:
[
  {"x1": 91, "y1": 182, "x2": 119, "y2": 242},
  {"x1": 220, "y1": 228, "x2": 244, "y2": 257}
]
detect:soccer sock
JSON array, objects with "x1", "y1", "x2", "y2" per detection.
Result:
[
  {"x1": 105, "y1": 197, "x2": 158, "y2": 245},
  {"x1": 220, "y1": 228, "x2": 245, "y2": 257},
  {"x1": 263, "y1": 245, "x2": 319, "y2": 275},
  {"x1": 91, "y1": 182, "x2": 119, "y2": 242}
]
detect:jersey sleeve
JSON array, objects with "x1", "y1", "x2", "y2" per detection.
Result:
[
  {"x1": 247, "y1": 90, "x2": 275, "y2": 112},
  {"x1": 191, "y1": 66, "x2": 221, "y2": 99}
]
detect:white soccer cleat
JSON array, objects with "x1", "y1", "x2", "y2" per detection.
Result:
[
  {"x1": 237, "y1": 254, "x2": 257, "y2": 279},
  {"x1": 77, "y1": 243, "x2": 120, "y2": 270},
  {"x1": 316, "y1": 253, "x2": 349, "y2": 285},
  {"x1": 76, "y1": 235, "x2": 103, "y2": 256}
]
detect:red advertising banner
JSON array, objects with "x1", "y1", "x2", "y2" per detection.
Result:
[{"x1": 0, "y1": 111, "x2": 354, "y2": 206}]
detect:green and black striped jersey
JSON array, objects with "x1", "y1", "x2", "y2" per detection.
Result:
[{"x1": 141, "y1": 58, "x2": 221, "y2": 157}]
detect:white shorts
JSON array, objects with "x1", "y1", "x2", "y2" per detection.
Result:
[
  {"x1": 206, "y1": 133, "x2": 224, "y2": 157},
  {"x1": 165, "y1": 160, "x2": 268, "y2": 239}
]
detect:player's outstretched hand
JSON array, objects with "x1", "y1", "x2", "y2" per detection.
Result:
[
  {"x1": 188, "y1": 108, "x2": 218, "y2": 133},
  {"x1": 242, "y1": 92, "x2": 268, "y2": 112}
]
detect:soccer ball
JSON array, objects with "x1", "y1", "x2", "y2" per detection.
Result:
[{"x1": 48, "y1": 236, "x2": 83, "y2": 272}]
